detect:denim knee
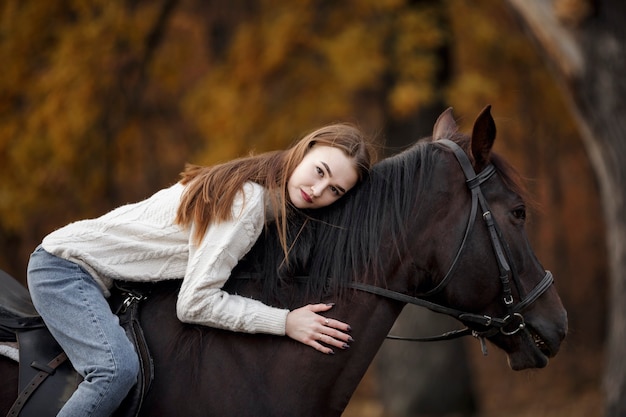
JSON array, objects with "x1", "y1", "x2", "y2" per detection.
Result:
[
  {"x1": 90, "y1": 348, "x2": 139, "y2": 402},
  {"x1": 112, "y1": 348, "x2": 140, "y2": 394}
]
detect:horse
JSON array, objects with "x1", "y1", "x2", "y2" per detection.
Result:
[{"x1": 0, "y1": 106, "x2": 567, "y2": 416}]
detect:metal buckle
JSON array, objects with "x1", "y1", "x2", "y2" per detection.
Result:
[
  {"x1": 121, "y1": 293, "x2": 145, "y2": 313},
  {"x1": 500, "y1": 312, "x2": 526, "y2": 336}
]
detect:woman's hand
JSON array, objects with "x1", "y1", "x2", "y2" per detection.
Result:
[{"x1": 285, "y1": 303, "x2": 353, "y2": 355}]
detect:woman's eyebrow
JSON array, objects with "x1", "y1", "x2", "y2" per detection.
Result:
[
  {"x1": 321, "y1": 161, "x2": 346, "y2": 193},
  {"x1": 321, "y1": 161, "x2": 333, "y2": 177}
]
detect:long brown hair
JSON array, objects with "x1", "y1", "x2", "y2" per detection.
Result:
[{"x1": 176, "y1": 123, "x2": 375, "y2": 257}]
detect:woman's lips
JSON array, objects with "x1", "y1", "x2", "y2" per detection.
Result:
[{"x1": 300, "y1": 189, "x2": 313, "y2": 203}]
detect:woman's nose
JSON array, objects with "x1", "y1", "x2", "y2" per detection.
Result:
[{"x1": 311, "y1": 181, "x2": 327, "y2": 197}]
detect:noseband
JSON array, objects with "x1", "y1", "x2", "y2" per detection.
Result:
[{"x1": 349, "y1": 139, "x2": 554, "y2": 353}]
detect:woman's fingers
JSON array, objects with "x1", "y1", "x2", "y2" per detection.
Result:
[
  {"x1": 309, "y1": 330, "x2": 352, "y2": 355},
  {"x1": 315, "y1": 329, "x2": 353, "y2": 349},
  {"x1": 285, "y1": 304, "x2": 354, "y2": 355},
  {"x1": 317, "y1": 318, "x2": 354, "y2": 344},
  {"x1": 320, "y1": 315, "x2": 352, "y2": 334}
]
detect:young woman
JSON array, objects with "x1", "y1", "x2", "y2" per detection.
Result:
[{"x1": 27, "y1": 123, "x2": 374, "y2": 417}]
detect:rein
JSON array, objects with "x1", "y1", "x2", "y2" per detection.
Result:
[
  {"x1": 347, "y1": 139, "x2": 554, "y2": 354},
  {"x1": 231, "y1": 140, "x2": 553, "y2": 355}
]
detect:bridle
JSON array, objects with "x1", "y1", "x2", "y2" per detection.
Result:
[{"x1": 347, "y1": 139, "x2": 554, "y2": 354}]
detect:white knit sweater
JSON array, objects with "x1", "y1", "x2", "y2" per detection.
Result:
[{"x1": 42, "y1": 181, "x2": 289, "y2": 336}]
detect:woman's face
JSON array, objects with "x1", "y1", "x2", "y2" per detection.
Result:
[{"x1": 287, "y1": 145, "x2": 359, "y2": 209}]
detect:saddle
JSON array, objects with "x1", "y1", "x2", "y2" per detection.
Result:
[{"x1": 0, "y1": 269, "x2": 154, "y2": 417}]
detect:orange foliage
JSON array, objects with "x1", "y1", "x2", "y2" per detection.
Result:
[
  {"x1": 0, "y1": 0, "x2": 446, "y2": 273},
  {"x1": 0, "y1": 0, "x2": 605, "y2": 415}
]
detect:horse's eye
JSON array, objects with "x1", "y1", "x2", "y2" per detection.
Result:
[{"x1": 512, "y1": 207, "x2": 526, "y2": 221}]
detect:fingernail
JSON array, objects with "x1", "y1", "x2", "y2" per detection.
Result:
[
  {"x1": 347, "y1": 325, "x2": 352, "y2": 332},
  {"x1": 342, "y1": 343, "x2": 350, "y2": 349},
  {"x1": 328, "y1": 349, "x2": 335, "y2": 355},
  {"x1": 348, "y1": 336, "x2": 354, "y2": 343},
  {"x1": 326, "y1": 302, "x2": 335, "y2": 306}
]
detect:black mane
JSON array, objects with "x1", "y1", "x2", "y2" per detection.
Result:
[
  {"x1": 229, "y1": 138, "x2": 441, "y2": 305},
  {"x1": 228, "y1": 133, "x2": 527, "y2": 307}
]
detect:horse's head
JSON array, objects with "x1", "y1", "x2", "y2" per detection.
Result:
[
  {"x1": 415, "y1": 106, "x2": 567, "y2": 370},
  {"x1": 230, "y1": 105, "x2": 567, "y2": 373}
]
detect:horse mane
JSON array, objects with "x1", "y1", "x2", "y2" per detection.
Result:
[
  {"x1": 227, "y1": 137, "x2": 433, "y2": 305},
  {"x1": 170, "y1": 132, "x2": 531, "y2": 361},
  {"x1": 166, "y1": 137, "x2": 437, "y2": 370},
  {"x1": 229, "y1": 132, "x2": 531, "y2": 306}
]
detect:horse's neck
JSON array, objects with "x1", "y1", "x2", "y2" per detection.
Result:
[{"x1": 326, "y1": 293, "x2": 405, "y2": 411}]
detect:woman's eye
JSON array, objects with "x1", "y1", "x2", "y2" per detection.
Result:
[
  {"x1": 330, "y1": 186, "x2": 339, "y2": 195},
  {"x1": 316, "y1": 166, "x2": 323, "y2": 177}
]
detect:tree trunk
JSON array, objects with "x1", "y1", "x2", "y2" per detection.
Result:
[{"x1": 504, "y1": 0, "x2": 626, "y2": 415}]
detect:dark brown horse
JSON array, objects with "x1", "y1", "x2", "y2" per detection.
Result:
[{"x1": 0, "y1": 106, "x2": 567, "y2": 416}]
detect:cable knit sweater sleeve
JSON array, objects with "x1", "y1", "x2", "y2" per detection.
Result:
[{"x1": 176, "y1": 182, "x2": 289, "y2": 336}]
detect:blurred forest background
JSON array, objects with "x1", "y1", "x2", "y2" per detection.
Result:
[{"x1": 0, "y1": 0, "x2": 612, "y2": 416}]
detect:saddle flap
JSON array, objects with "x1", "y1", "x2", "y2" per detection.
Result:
[
  {"x1": 0, "y1": 270, "x2": 44, "y2": 341},
  {"x1": 8, "y1": 283, "x2": 155, "y2": 417},
  {"x1": 0, "y1": 269, "x2": 39, "y2": 318},
  {"x1": 14, "y1": 327, "x2": 78, "y2": 417}
]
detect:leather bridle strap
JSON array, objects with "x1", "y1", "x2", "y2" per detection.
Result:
[
  {"x1": 347, "y1": 270, "x2": 553, "y2": 340},
  {"x1": 513, "y1": 270, "x2": 554, "y2": 313},
  {"x1": 348, "y1": 281, "x2": 513, "y2": 329},
  {"x1": 420, "y1": 146, "x2": 496, "y2": 297},
  {"x1": 434, "y1": 139, "x2": 516, "y2": 310},
  {"x1": 345, "y1": 139, "x2": 555, "y2": 347}
]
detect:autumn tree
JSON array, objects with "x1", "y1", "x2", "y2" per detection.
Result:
[
  {"x1": 371, "y1": 1, "x2": 605, "y2": 415},
  {"x1": 0, "y1": 0, "x2": 447, "y2": 277},
  {"x1": 505, "y1": 0, "x2": 626, "y2": 415},
  {"x1": 0, "y1": 0, "x2": 605, "y2": 415},
  {"x1": 0, "y1": 0, "x2": 190, "y2": 275}
]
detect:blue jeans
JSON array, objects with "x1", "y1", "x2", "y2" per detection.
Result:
[{"x1": 27, "y1": 247, "x2": 139, "y2": 417}]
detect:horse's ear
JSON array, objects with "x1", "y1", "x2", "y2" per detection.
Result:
[
  {"x1": 432, "y1": 107, "x2": 458, "y2": 141},
  {"x1": 470, "y1": 105, "x2": 496, "y2": 171}
]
